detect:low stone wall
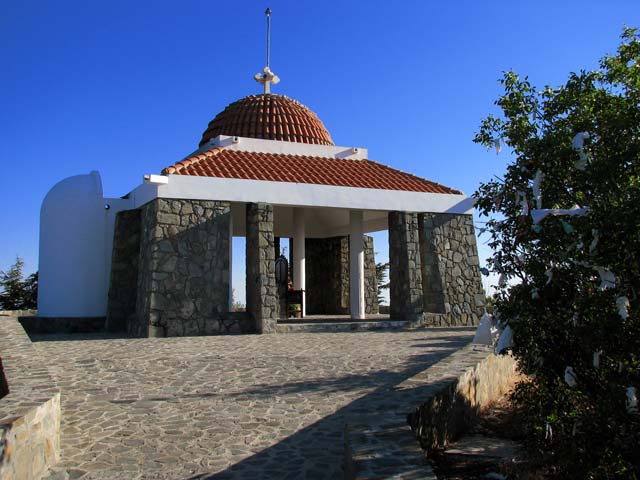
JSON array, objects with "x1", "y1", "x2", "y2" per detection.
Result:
[
  {"x1": 407, "y1": 351, "x2": 519, "y2": 454},
  {"x1": 345, "y1": 344, "x2": 519, "y2": 479},
  {"x1": 0, "y1": 315, "x2": 61, "y2": 480}
]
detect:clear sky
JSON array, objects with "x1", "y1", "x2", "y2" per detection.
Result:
[{"x1": 1, "y1": 0, "x2": 638, "y2": 303}]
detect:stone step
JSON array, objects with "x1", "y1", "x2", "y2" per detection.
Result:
[
  {"x1": 276, "y1": 320, "x2": 409, "y2": 333},
  {"x1": 345, "y1": 414, "x2": 436, "y2": 480}
]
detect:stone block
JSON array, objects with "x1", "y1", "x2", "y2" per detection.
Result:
[
  {"x1": 0, "y1": 319, "x2": 61, "y2": 480},
  {"x1": 132, "y1": 199, "x2": 231, "y2": 337},
  {"x1": 389, "y1": 211, "x2": 424, "y2": 321},
  {"x1": 246, "y1": 203, "x2": 278, "y2": 333},
  {"x1": 418, "y1": 213, "x2": 485, "y2": 326},
  {"x1": 305, "y1": 236, "x2": 378, "y2": 315}
]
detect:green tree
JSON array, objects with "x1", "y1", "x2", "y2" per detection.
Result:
[
  {"x1": 474, "y1": 28, "x2": 640, "y2": 478},
  {"x1": 0, "y1": 257, "x2": 38, "y2": 310},
  {"x1": 375, "y1": 261, "x2": 389, "y2": 305},
  {"x1": 483, "y1": 294, "x2": 496, "y2": 314}
]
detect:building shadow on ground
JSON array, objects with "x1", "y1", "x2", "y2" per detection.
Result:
[{"x1": 184, "y1": 331, "x2": 472, "y2": 480}]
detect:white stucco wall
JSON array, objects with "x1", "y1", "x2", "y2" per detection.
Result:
[{"x1": 38, "y1": 171, "x2": 130, "y2": 318}]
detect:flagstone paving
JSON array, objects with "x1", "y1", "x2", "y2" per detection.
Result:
[{"x1": 34, "y1": 328, "x2": 474, "y2": 479}]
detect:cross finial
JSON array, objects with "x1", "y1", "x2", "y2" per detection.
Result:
[{"x1": 254, "y1": 7, "x2": 280, "y2": 94}]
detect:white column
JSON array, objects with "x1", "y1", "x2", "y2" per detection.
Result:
[
  {"x1": 350, "y1": 210, "x2": 365, "y2": 319},
  {"x1": 228, "y1": 212, "x2": 234, "y2": 312},
  {"x1": 293, "y1": 208, "x2": 306, "y2": 317}
]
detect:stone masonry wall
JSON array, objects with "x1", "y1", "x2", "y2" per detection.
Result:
[
  {"x1": 363, "y1": 236, "x2": 378, "y2": 315},
  {"x1": 305, "y1": 236, "x2": 378, "y2": 315},
  {"x1": 418, "y1": 213, "x2": 485, "y2": 326},
  {"x1": 134, "y1": 199, "x2": 232, "y2": 337},
  {"x1": 388, "y1": 212, "x2": 424, "y2": 321},
  {"x1": 0, "y1": 315, "x2": 60, "y2": 480},
  {"x1": 106, "y1": 209, "x2": 141, "y2": 332},
  {"x1": 246, "y1": 203, "x2": 278, "y2": 333},
  {"x1": 305, "y1": 237, "x2": 345, "y2": 315}
]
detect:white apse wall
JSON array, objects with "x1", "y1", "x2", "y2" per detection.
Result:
[{"x1": 38, "y1": 171, "x2": 127, "y2": 317}]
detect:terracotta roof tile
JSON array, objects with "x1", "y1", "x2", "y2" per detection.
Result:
[{"x1": 162, "y1": 148, "x2": 462, "y2": 195}]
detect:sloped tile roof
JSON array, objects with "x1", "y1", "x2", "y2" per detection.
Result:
[
  {"x1": 199, "y1": 94, "x2": 334, "y2": 147},
  {"x1": 162, "y1": 148, "x2": 462, "y2": 195}
]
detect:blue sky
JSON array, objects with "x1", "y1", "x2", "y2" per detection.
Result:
[{"x1": 1, "y1": 1, "x2": 638, "y2": 302}]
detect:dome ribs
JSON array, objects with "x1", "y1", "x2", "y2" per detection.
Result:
[{"x1": 199, "y1": 94, "x2": 334, "y2": 147}]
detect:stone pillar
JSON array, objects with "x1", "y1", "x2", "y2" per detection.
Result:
[
  {"x1": 388, "y1": 211, "x2": 424, "y2": 321},
  {"x1": 246, "y1": 203, "x2": 278, "y2": 333},
  {"x1": 106, "y1": 209, "x2": 141, "y2": 332},
  {"x1": 363, "y1": 236, "x2": 379, "y2": 315},
  {"x1": 418, "y1": 213, "x2": 485, "y2": 326},
  {"x1": 293, "y1": 208, "x2": 306, "y2": 316},
  {"x1": 349, "y1": 210, "x2": 365, "y2": 319},
  {"x1": 135, "y1": 199, "x2": 232, "y2": 337}
]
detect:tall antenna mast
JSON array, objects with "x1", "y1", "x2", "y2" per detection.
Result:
[
  {"x1": 266, "y1": 7, "x2": 271, "y2": 69},
  {"x1": 254, "y1": 7, "x2": 280, "y2": 94}
]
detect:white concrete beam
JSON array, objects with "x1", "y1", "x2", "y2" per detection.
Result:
[{"x1": 140, "y1": 175, "x2": 474, "y2": 214}]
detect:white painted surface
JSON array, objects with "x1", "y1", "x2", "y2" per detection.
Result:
[
  {"x1": 134, "y1": 175, "x2": 473, "y2": 215},
  {"x1": 349, "y1": 210, "x2": 365, "y2": 319},
  {"x1": 39, "y1": 172, "x2": 134, "y2": 317},
  {"x1": 228, "y1": 213, "x2": 233, "y2": 312},
  {"x1": 293, "y1": 208, "x2": 306, "y2": 316},
  {"x1": 143, "y1": 174, "x2": 169, "y2": 185},
  {"x1": 231, "y1": 204, "x2": 390, "y2": 237},
  {"x1": 39, "y1": 173, "x2": 108, "y2": 316},
  {"x1": 188, "y1": 135, "x2": 368, "y2": 160}
]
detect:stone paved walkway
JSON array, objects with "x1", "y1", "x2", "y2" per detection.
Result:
[{"x1": 35, "y1": 328, "x2": 474, "y2": 479}]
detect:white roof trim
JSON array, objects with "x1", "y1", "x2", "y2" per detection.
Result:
[
  {"x1": 130, "y1": 175, "x2": 474, "y2": 214},
  {"x1": 181, "y1": 135, "x2": 368, "y2": 161}
]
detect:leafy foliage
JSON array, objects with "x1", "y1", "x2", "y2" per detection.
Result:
[
  {"x1": 0, "y1": 257, "x2": 38, "y2": 310},
  {"x1": 375, "y1": 261, "x2": 390, "y2": 305},
  {"x1": 474, "y1": 28, "x2": 640, "y2": 478}
]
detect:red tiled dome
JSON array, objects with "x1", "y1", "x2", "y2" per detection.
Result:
[{"x1": 199, "y1": 94, "x2": 334, "y2": 147}]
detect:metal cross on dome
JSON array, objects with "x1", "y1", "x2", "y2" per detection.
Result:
[{"x1": 254, "y1": 7, "x2": 280, "y2": 94}]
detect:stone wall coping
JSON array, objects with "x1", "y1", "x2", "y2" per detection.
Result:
[{"x1": 0, "y1": 315, "x2": 61, "y2": 479}]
